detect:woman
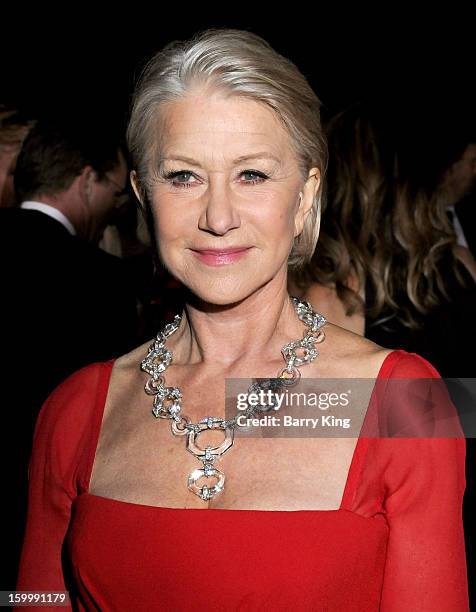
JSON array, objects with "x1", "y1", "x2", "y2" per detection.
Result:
[
  {"x1": 17, "y1": 29, "x2": 468, "y2": 610},
  {"x1": 290, "y1": 102, "x2": 476, "y2": 375}
]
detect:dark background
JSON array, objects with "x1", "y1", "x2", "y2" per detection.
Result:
[{"x1": 2, "y1": 9, "x2": 474, "y2": 133}]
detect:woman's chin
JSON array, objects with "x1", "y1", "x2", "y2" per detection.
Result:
[{"x1": 182, "y1": 278, "x2": 261, "y2": 308}]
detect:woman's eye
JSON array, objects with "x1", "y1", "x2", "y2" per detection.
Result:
[
  {"x1": 165, "y1": 171, "x2": 197, "y2": 188},
  {"x1": 241, "y1": 170, "x2": 268, "y2": 184}
]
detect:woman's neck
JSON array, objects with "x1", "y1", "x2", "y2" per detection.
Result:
[{"x1": 170, "y1": 282, "x2": 303, "y2": 369}]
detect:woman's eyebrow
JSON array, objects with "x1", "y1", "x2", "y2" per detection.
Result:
[{"x1": 159, "y1": 152, "x2": 281, "y2": 167}]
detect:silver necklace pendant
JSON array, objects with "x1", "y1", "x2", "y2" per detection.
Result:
[
  {"x1": 140, "y1": 296, "x2": 327, "y2": 502},
  {"x1": 186, "y1": 417, "x2": 234, "y2": 500}
]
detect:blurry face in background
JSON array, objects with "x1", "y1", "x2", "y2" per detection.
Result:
[
  {"x1": 86, "y1": 151, "x2": 128, "y2": 242},
  {"x1": 144, "y1": 89, "x2": 316, "y2": 306},
  {"x1": 0, "y1": 143, "x2": 21, "y2": 207}
]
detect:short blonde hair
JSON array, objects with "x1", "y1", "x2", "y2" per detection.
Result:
[{"x1": 127, "y1": 28, "x2": 327, "y2": 269}]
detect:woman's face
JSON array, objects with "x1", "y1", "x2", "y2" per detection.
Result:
[{"x1": 141, "y1": 89, "x2": 318, "y2": 305}]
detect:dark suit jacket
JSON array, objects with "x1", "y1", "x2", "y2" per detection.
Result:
[{"x1": 0, "y1": 207, "x2": 141, "y2": 588}]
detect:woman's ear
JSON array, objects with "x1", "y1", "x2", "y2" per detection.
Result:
[
  {"x1": 294, "y1": 167, "x2": 321, "y2": 237},
  {"x1": 130, "y1": 170, "x2": 144, "y2": 206}
]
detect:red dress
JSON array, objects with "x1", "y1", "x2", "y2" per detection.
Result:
[{"x1": 16, "y1": 350, "x2": 469, "y2": 611}]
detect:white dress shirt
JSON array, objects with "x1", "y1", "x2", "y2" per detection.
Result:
[{"x1": 20, "y1": 201, "x2": 77, "y2": 236}]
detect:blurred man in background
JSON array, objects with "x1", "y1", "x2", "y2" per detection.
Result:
[{"x1": 0, "y1": 117, "x2": 141, "y2": 588}]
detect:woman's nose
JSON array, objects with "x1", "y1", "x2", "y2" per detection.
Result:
[{"x1": 198, "y1": 178, "x2": 241, "y2": 235}]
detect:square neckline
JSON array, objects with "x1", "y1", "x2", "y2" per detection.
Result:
[{"x1": 77, "y1": 350, "x2": 402, "y2": 513}]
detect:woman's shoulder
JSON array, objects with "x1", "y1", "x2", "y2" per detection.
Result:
[
  {"x1": 376, "y1": 349, "x2": 441, "y2": 378},
  {"x1": 28, "y1": 359, "x2": 117, "y2": 485},
  {"x1": 35, "y1": 360, "x2": 115, "y2": 435},
  {"x1": 31, "y1": 342, "x2": 153, "y2": 462},
  {"x1": 302, "y1": 284, "x2": 365, "y2": 335},
  {"x1": 113, "y1": 338, "x2": 154, "y2": 372},
  {"x1": 91, "y1": 339, "x2": 156, "y2": 418},
  {"x1": 318, "y1": 322, "x2": 441, "y2": 379}
]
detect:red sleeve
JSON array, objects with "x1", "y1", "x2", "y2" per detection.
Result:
[
  {"x1": 15, "y1": 361, "x2": 112, "y2": 610},
  {"x1": 378, "y1": 352, "x2": 469, "y2": 611}
]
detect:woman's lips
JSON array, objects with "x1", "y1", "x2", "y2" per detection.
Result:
[{"x1": 190, "y1": 247, "x2": 252, "y2": 266}]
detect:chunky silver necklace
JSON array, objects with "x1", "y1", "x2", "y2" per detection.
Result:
[{"x1": 140, "y1": 296, "x2": 327, "y2": 502}]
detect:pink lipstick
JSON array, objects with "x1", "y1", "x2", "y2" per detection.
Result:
[{"x1": 190, "y1": 247, "x2": 252, "y2": 266}]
